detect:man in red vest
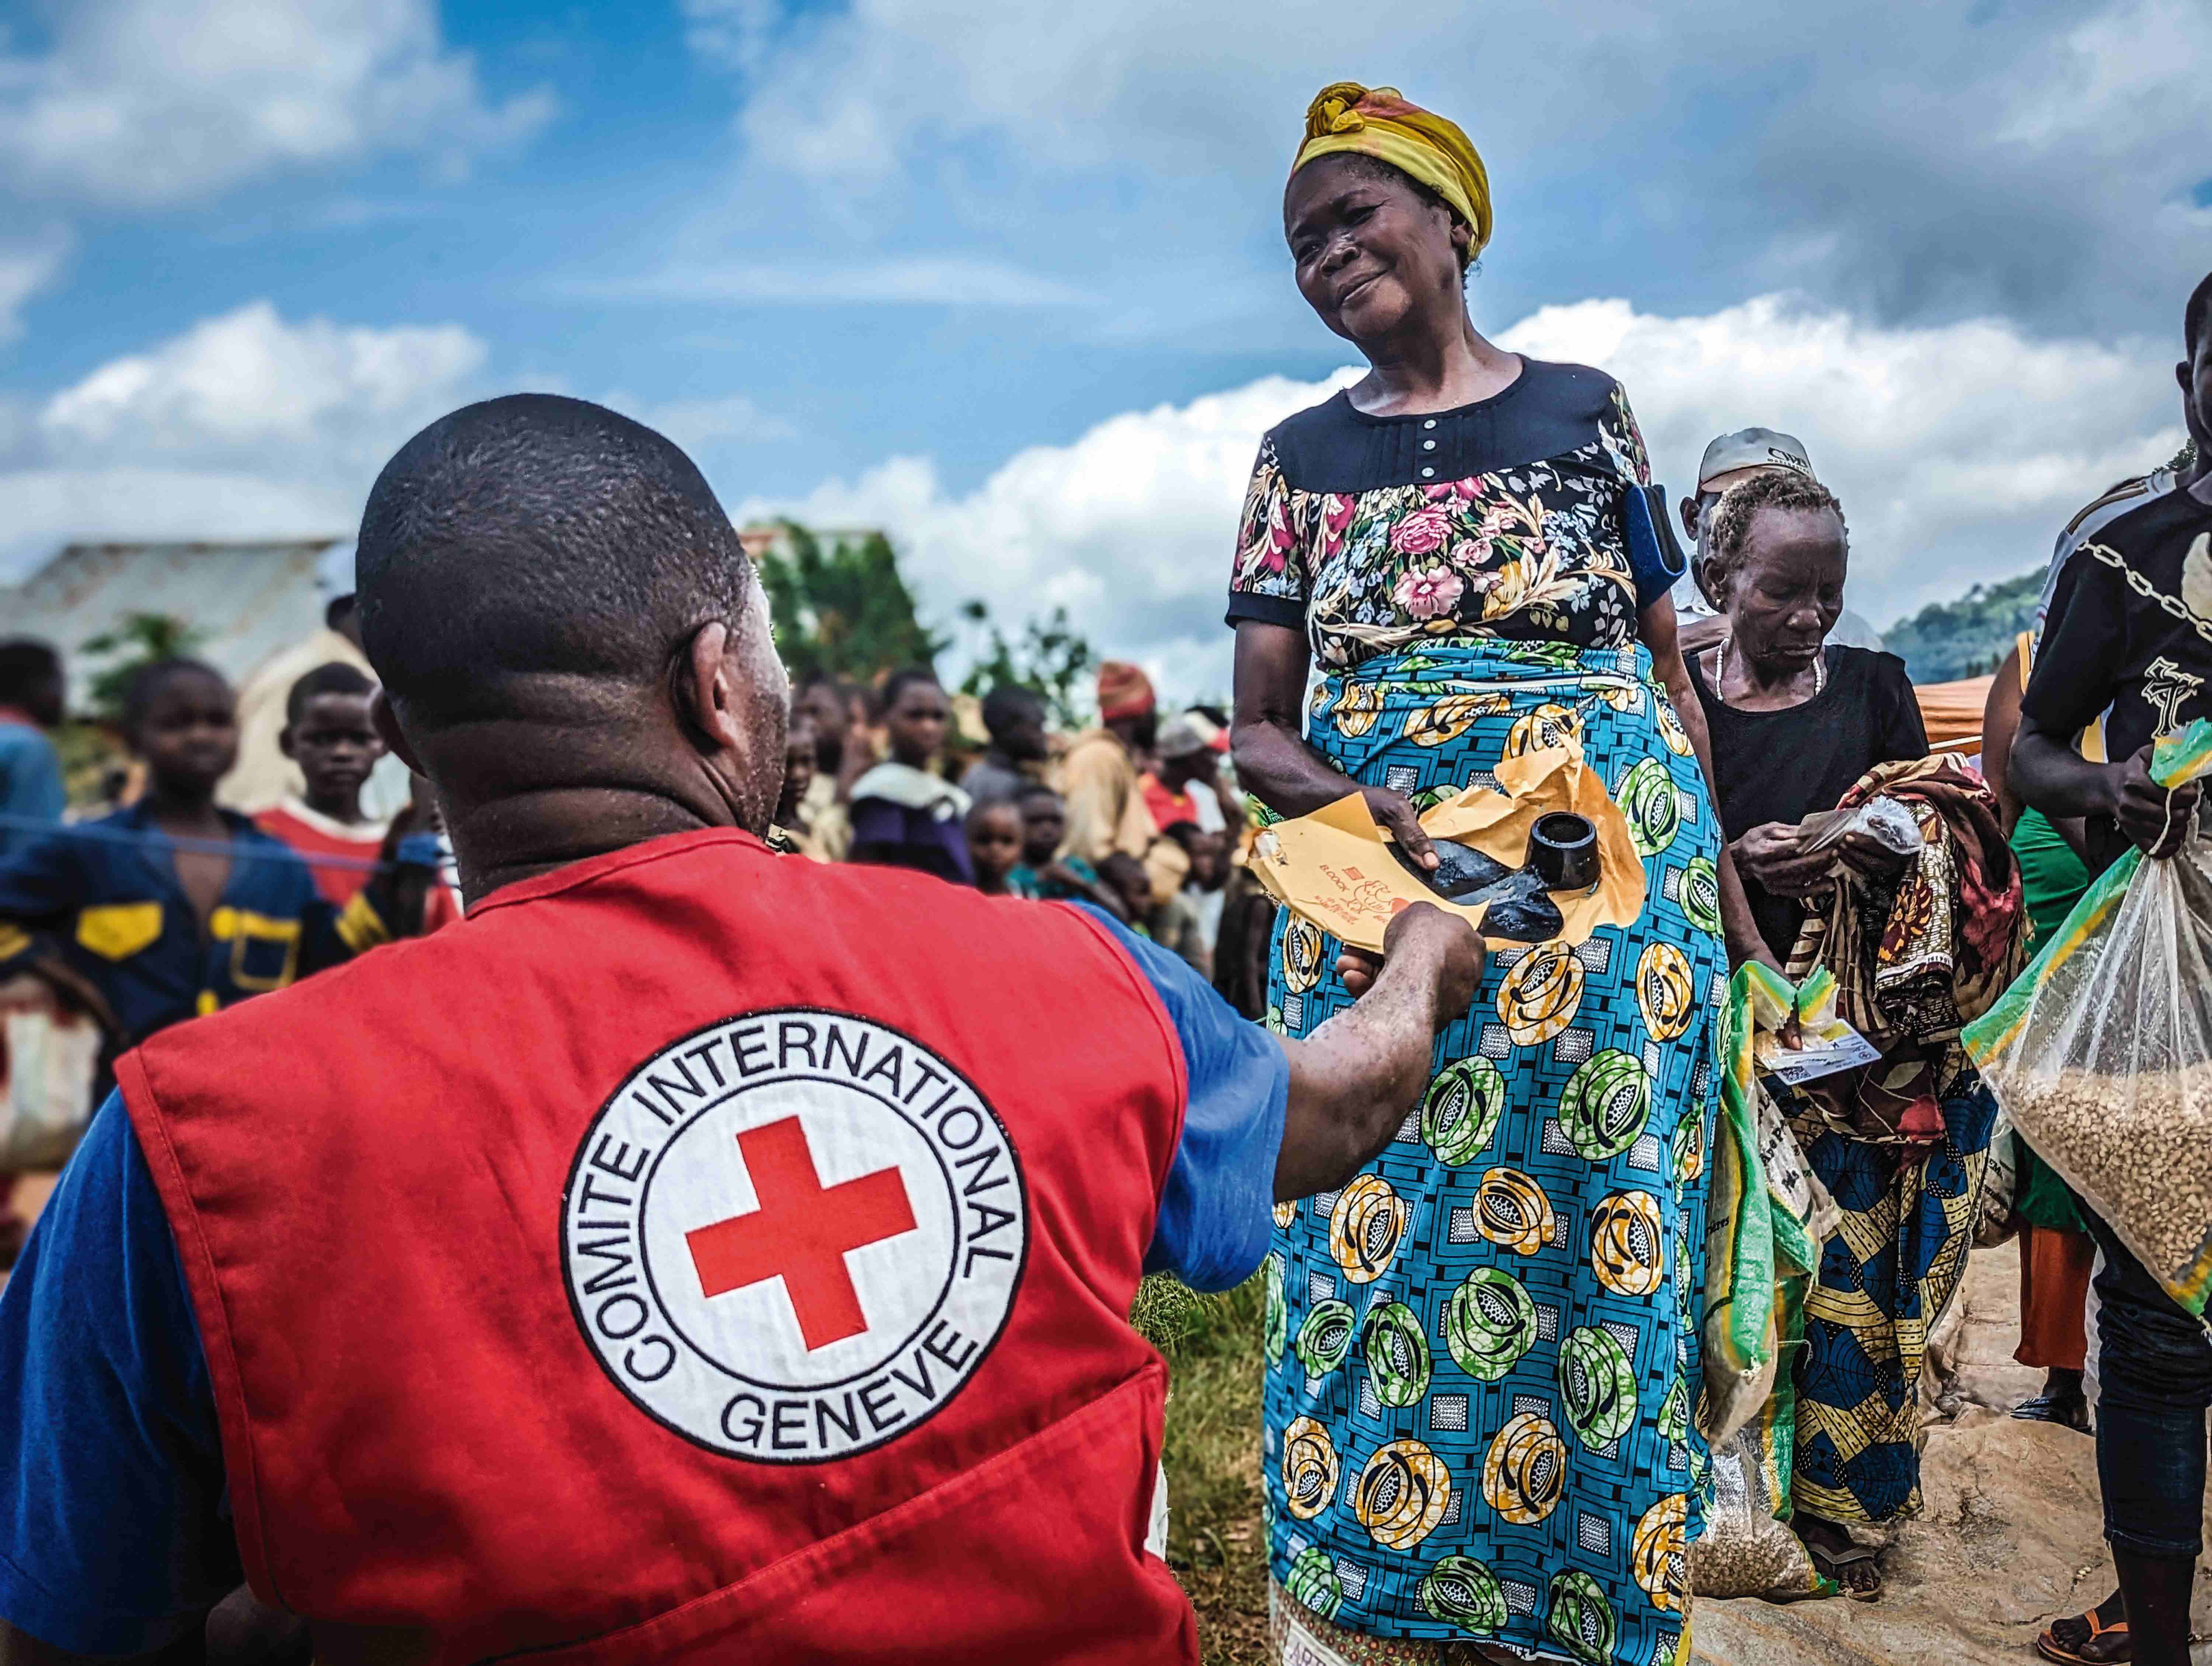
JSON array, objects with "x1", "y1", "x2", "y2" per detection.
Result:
[{"x1": 0, "y1": 395, "x2": 1481, "y2": 1666}]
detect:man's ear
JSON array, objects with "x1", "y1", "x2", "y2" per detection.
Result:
[
  {"x1": 370, "y1": 689, "x2": 424, "y2": 777},
  {"x1": 276, "y1": 725, "x2": 298, "y2": 761},
  {"x1": 1678, "y1": 495, "x2": 1700, "y2": 541},
  {"x1": 676, "y1": 622, "x2": 747, "y2": 757}
]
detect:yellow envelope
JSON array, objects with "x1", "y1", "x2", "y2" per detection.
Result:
[{"x1": 1248, "y1": 741, "x2": 1648, "y2": 953}]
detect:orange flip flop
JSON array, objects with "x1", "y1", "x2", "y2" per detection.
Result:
[{"x1": 2035, "y1": 1608, "x2": 2132, "y2": 1666}]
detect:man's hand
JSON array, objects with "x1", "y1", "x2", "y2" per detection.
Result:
[
  {"x1": 2110, "y1": 743, "x2": 2201, "y2": 858},
  {"x1": 1275, "y1": 903, "x2": 1484, "y2": 1200},
  {"x1": 1363, "y1": 786, "x2": 1438, "y2": 870},
  {"x1": 1731, "y1": 822, "x2": 1836, "y2": 900},
  {"x1": 1336, "y1": 902, "x2": 1483, "y2": 1005}
]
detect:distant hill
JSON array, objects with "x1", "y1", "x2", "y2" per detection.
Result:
[{"x1": 1882, "y1": 570, "x2": 2042, "y2": 683}]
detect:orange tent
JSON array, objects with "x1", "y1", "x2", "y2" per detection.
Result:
[{"x1": 1915, "y1": 675, "x2": 1994, "y2": 755}]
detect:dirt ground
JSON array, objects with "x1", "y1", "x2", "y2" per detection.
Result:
[{"x1": 1691, "y1": 1238, "x2": 2212, "y2": 1665}]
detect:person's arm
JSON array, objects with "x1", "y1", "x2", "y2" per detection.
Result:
[
  {"x1": 2012, "y1": 725, "x2": 2196, "y2": 858},
  {"x1": 1273, "y1": 905, "x2": 1482, "y2": 1198},
  {"x1": 0, "y1": 831, "x2": 120, "y2": 1031},
  {"x1": 1638, "y1": 596, "x2": 1772, "y2": 971},
  {"x1": 1982, "y1": 644, "x2": 2027, "y2": 834},
  {"x1": 1080, "y1": 899, "x2": 1480, "y2": 1295},
  {"x1": 0, "y1": 1099, "x2": 240, "y2": 1662},
  {"x1": 1229, "y1": 621, "x2": 1437, "y2": 869}
]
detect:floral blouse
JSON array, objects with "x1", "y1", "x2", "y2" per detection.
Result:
[{"x1": 1226, "y1": 359, "x2": 1652, "y2": 671}]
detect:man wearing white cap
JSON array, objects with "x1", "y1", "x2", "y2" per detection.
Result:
[{"x1": 1676, "y1": 428, "x2": 1886, "y2": 655}]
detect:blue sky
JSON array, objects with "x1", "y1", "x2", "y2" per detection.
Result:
[{"x1": 4, "y1": 0, "x2": 2210, "y2": 694}]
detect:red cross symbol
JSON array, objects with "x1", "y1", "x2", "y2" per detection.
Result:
[{"x1": 685, "y1": 1116, "x2": 919, "y2": 1351}]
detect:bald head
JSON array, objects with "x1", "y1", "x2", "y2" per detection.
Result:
[
  {"x1": 354, "y1": 394, "x2": 789, "y2": 897},
  {"x1": 357, "y1": 393, "x2": 754, "y2": 728}
]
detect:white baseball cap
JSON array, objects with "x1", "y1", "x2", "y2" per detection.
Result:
[{"x1": 1695, "y1": 429, "x2": 1814, "y2": 494}]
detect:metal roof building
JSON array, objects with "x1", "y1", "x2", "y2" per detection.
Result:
[{"x1": 0, "y1": 539, "x2": 346, "y2": 698}]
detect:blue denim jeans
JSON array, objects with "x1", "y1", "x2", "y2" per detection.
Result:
[{"x1": 2085, "y1": 1213, "x2": 2212, "y2": 1559}]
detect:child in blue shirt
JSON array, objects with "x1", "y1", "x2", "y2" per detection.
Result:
[{"x1": 0, "y1": 660, "x2": 360, "y2": 1083}]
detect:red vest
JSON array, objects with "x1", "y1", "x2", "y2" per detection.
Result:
[{"x1": 120, "y1": 830, "x2": 1196, "y2": 1664}]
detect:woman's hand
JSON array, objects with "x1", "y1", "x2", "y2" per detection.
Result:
[
  {"x1": 1731, "y1": 822, "x2": 1837, "y2": 900},
  {"x1": 1833, "y1": 826, "x2": 1916, "y2": 880},
  {"x1": 1362, "y1": 785, "x2": 1437, "y2": 870},
  {"x1": 1234, "y1": 622, "x2": 1435, "y2": 863}
]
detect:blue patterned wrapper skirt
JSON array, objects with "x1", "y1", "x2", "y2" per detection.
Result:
[{"x1": 1262, "y1": 640, "x2": 1724, "y2": 1666}]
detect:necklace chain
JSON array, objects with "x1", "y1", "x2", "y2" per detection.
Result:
[{"x1": 2076, "y1": 539, "x2": 2212, "y2": 648}]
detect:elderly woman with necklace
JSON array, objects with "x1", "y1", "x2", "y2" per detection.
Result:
[
  {"x1": 1687, "y1": 471, "x2": 2019, "y2": 1600},
  {"x1": 1684, "y1": 473, "x2": 1930, "y2": 969},
  {"x1": 1230, "y1": 82, "x2": 1749, "y2": 1666}
]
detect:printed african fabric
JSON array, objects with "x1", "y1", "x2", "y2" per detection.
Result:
[
  {"x1": 1226, "y1": 362, "x2": 1650, "y2": 673},
  {"x1": 1269, "y1": 1576, "x2": 1493, "y2": 1663},
  {"x1": 1784, "y1": 1075, "x2": 1998, "y2": 1526},
  {"x1": 1783, "y1": 756, "x2": 2023, "y2": 1148},
  {"x1": 1262, "y1": 641, "x2": 1722, "y2": 1666}
]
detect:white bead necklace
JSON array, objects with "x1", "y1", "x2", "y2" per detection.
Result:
[{"x1": 1712, "y1": 635, "x2": 1825, "y2": 701}]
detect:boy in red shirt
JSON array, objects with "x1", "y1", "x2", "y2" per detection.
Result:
[{"x1": 251, "y1": 664, "x2": 386, "y2": 906}]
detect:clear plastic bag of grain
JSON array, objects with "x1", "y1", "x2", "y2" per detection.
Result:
[
  {"x1": 1966, "y1": 725, "x2": 2212, "y2": 1315},
  {"x1": 1689, "y1": 1416, "x2": 1832, "y2": 1600}
]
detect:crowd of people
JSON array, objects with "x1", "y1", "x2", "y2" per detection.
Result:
[
  {"x1": 769, "y1": 662, "x2": 1241, "y2": 980},
  {"x1": 0, "y1": 72, "x2": 2206, "y2": 1666}
]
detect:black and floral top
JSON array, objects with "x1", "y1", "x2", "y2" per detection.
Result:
[{"x1": 1225, "y1": 358, "x2": 1651, "y2": 670}]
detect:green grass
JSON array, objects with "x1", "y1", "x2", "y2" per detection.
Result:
[{"x1": 1142, "y1": 1274, "x2": 1271, "y2": 1666}]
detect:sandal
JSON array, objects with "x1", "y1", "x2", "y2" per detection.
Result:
[
  {"x1": 1804, "y1": 1538, "x2": 1882, "y2": 1601},
  {"x1": 2036, "y1": 1601, "x2": 2132, "y2": 1665}
]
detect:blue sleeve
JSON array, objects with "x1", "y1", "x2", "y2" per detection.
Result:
[
  {"x1": 0, "y1": 1095, "x2": 239, "y2": 1653},
  {"x1": 1624, "y1": 484, "x2": 1688, "y2": 611},
  {"x1": 0, "y1": 728, "x2": 65, "y2": 825},
  {"x1": 1068, "y1": 905, "x2": 1289, "y2": 1293}
]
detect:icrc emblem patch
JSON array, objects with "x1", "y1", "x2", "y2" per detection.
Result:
[{"x1": 561, "y1": 1008, "x2": 1027, "y2": 1462}]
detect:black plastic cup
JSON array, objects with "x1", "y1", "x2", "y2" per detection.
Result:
[{"x1": 1529, "y1": 812, "x2": 1599, "y2": 891}]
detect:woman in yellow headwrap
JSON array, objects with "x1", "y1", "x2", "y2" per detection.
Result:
[{"x1": 1232, "y1": 84, "x2": 1744, "y2": 1666}]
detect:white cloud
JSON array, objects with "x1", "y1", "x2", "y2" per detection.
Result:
[
  {"x1": 699, "y1": 0, "x2": 2212, "y2": 337},
  {"x1": 39, "y1": 299, "x2": 484, "y2": 465},
  {"x1": 0, "y1": 0, "x2": 554, "y2": 207},
  {"x1": 0, "y1": 227, "x2": 71, "y2": 344},
  {"x1": 609, "y1": 391, "x2": 793, "y2": 449},
  {"x1": 737, "y1": 371, "x2": 1359, "y2": 702},
  {"x1": 741, "y1": 295, "x2": 2183, "y2": 700},
  {"x1": 1497, "y1": 296, "x2": 2181, "y2": 618},
  {"x1": 0, "y1": 300, "x2": 486, "y2": 577},
  {"x1": 0, "y1": 466, "x2": 357, "y2": 579},
  {"x1": 680, "y1": 0, "x2": 782, "y2": 77}
]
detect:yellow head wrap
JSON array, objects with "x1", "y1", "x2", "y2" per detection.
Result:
[{"x1": 1291, "y1": 82, "x2": 1492, "y2": 260}]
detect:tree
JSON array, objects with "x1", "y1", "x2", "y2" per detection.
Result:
[
  {"x1": 79, "y1": 613, "x2": 206, "y2": 721},
  {"x1": 1881, "y1": 570, "x2": 2042, "y2": 683},
  {"x1": 755, "y1": 523, "x2": 946, "y2": 683},
  {"x1": 957, "y1": 601, "x2": 1096, "y2": 729}
]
